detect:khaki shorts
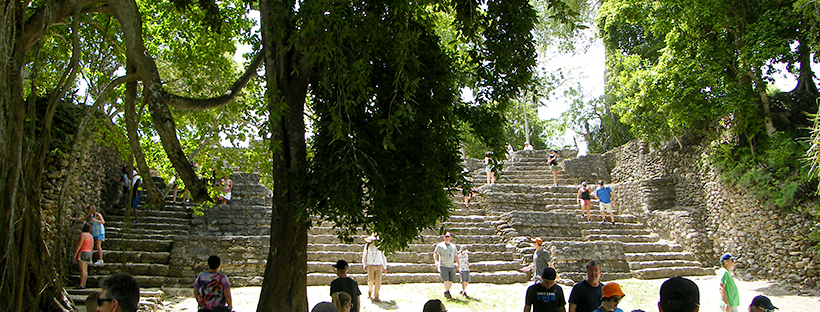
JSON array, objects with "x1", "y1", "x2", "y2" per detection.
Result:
[{"x1": 600, "y1": 202, "x2": 614, "y2": 213}]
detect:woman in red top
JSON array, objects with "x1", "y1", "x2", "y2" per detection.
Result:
[{"x1": 73, "y1": 223, "x2": 93, "y2": 289}]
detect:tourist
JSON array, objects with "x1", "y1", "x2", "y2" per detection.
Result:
[
  {"x1": 433, "y1": 231, "x2": 459, "y2": 299},
  {"x1": 72, "y1": 223, "x2": 93, "y2": 289},
  {"x1": 423, "y1": 299, "x2": 446, "y2": 312},
  {"x1": 130, "y1": 170, "x2": 141, "y2": 223},
  {"x1": 332, "y1": 291, "x2": 353, "y2": 312},
  {"x1": 110, "y1": 165, "x2": 129, "y2": 208},
  {"x1": 362, "y1": 234, "x2": 387, "y2": 301},
  {"x1": 218, "y1": 174, "x2": 233, "y2": 205},
  {"x1": 524, "y1": 267, "x2": 566, "y2": 312},
  {"x1": 330, "y1": 260, "x2": 361, "y2": 312},
  {"x1": 463, "y1": 176, "x2": 478, "y2": 208},
  {"x1": 458, "y1": 247, "x2": 471, "y2": 297},
  {"x1": 524, "y1": 142, "x2": 534, "y2": 150},
  {"x1": 577, "y1": 182, "x2": 592, "y2": 222},
  {"x1": 69, "y1": 205, "x2": 106, "y2": 265},
  {"x1": 521, "y1": 237, "x2": 555, "y2": 283},
  {"x1": 506, "y1": 142, "x2": 515, "y2": 160},
  {"x1": 485, "y1": 151, "x2": 496, "y2": 185},
  {"x1": 593, "y1": 181, "x2": 616, "y2": 225},
  {"x1": 593, "y1": 282, "x2": 626, "y2": 312},
  {"x1": 658, "y1": 276, "x2": 699, "y2": 312},
  {"x1": 749, "y1": 295, "x2": 777, "y2": 312},
  {"x1": 97, "y1": 273, "x2": 140, "y2": 312},
  {"x1": 312, "y1": 302, "x2": 339, "y2": 312},
  {"x1": 718, "y1": 253, "x2": 739, "y2": 312},
  {"x1": 548, "y1": 150, "x2": 559, "y2": 187},
  {"x1": 193, "y1": 255, "x2": 233, "y2": 312},
  {"x1": 568, "y1": 260, "x2": 604, "y2": 312}
]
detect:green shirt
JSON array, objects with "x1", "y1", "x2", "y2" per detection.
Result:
[{"x1": 718, "y1": 268, "x2": 739, "y2": 307}]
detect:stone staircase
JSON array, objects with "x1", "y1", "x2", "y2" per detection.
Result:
[{"x1": 484, "y1": 150, "x2": 712, "y2": 281}]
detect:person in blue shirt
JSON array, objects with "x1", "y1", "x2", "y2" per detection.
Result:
[{"x1": 593, "y1": 181, "x2": 616, "y2": 225}]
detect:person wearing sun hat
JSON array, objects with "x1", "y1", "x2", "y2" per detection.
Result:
[
  {"x1": 658, "y1": 276, "x2": 700, "y2": 312},
  {"x1": 592, "y1": 282, "x2": 625, "y2": 312},
  {"x1": 718, "y1": 253, "x2": 740, "y2": 312},
  {"x1": 362, "y1": 234, "x2": 387, "y2": 301},
  {"x1": 749, "y1": 295, "x2": 777, "y2": 312}
]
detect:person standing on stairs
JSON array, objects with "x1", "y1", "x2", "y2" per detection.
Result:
[
  {"x1": 577, "y1": 182, "x2": 592, "y2": 222},
  {"x1": 593, "y1": 181, "x2": 616, "y2": 225},
  {"x1": 568, "y1": 260, "x2": 604, "y2": 312},
  {"x1": 130, "y1": 170, "x2": 142, "y2": 223},
  {"x1": 362, "y1": 234, "x2": 387, "y2": 301},
  {"x1": 217, "y1": 174, "x2": 233, "y2": 205},
  {"x1": 485, "y1": 152, "x2": 496, "y2": 185},
  {"x1": 548, "y1": 150, "x2": 559, "y2": 187},
  {"x1": 433, "y1": 231, "x2": 460, "y2": 299},
  {"x1": 330, "y1": 260, "x2": 362, "y2": 312},
  {"x1": 72, "y1": 223, "x2": 94, "y2": 289},
  {"x1": 69, "y1": 205, "x2": 106, "y2": 265},
  {"x1": 521, "y1": 237, "x2": 555, "y2": 283}
]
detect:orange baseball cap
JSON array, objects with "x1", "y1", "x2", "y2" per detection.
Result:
[{"x1": 602, "y1": 282, "x2": 626, "y2": 299}]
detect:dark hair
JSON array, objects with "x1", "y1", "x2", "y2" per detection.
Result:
[
  {"x1": 552, "y1": 150, "x2": 558, "y2": 153},
  {"x1": 208, "y1": 255, "x2": 221, "y2": 270},
  {"x1": 100, "y1": 274, "x2": 140, "y2": 312},
  {"x1": 585, "y1": 259, "x2": 602, "y2": 271},
  {"x1": 82, "y1": 223, "x2": 92, "y2": 233},
  {"x1": 332, "y1": 291, "x2": 351, "y2": 311},
  {"x1": 423, "y1": 299, "x2": 445, "y2": 312}
]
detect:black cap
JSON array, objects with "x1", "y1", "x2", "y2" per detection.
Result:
[
  {"x1": 659, "y1": 277, "x2": 699, "y2": 312},
  {"x1": 750, "y1": 295, "x2": 777, "y2": 310},
  {"x1": 333, "y1": 260, "x2": 349, "y2": 269},
  {"x1": 541, "y1": 267, "x2": 557, "y2": 281}
]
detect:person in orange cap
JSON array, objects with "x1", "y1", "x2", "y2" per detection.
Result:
[
  {"x1": 593, "y1": 282, "x2": 625, "y2": 312},
  {"x1": 521, "y1": 237, "x2": 555, "y2": 283}
]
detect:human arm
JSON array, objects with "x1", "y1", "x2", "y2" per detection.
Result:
[
  {"x1": 559, "y1": 305, "x2": 566, "y2": 312},
  {"x1": 568, "y1": 303, "x2": 577, "y2": 312},
  {"x1": 90, "y1": 213, "x2": 105, "y2": 225},
  {"x1": 521, "y1": 263, "x2": 533, "y2": 272},
  {"x1": 720, "y1": 283, "x2": 730, "y2": 311},
  {"x1": 73, "y1": 235, "x2": 84, "y2": 260},
  {"x1": 362, "y1": 245, "x2": 368, "y2": 272},
  {"x1": 381, "y1": 250, "x2": 387, "y2": 273},
  {"x1": 576, "y1": 189, "x2": 581, "y2": 202},
  {"x1": 524, "y1": 304, "x2": 532, "y2": 312},
  {"x1": 433, "y1": 249, "x2": 440, "y2": 268},
  {"x1": 224, "y1": 288, "x2": 233, "y2": 310}
]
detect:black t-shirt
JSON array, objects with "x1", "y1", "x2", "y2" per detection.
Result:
[
  {"x1": 526, "y1": 282, "x2": 566, "y2": 312},
  {"x1": 330, "y1": 276, "x2": 362, "y2": 312},
  {"x1": 568, "y1": 280, "x2": 603, "y2": 312}
]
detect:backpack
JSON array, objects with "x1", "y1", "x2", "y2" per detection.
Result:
[{"x1": 197, "y1": 273, "x2": 226, "y2": 310}]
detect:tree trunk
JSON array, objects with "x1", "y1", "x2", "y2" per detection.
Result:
[{"x1": 256, "y1": 0, "x2": 312, "y2": 310}]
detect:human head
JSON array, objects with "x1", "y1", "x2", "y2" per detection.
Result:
[
  {"x1": 598, "y1": 181, "x2": 604, "y2": 186},
  {"x1": 585, "y1": 260, "x2": 602, "y2": 284},
  {"x1": 720, "y1": 253, "x2": 737, "y2": 269},
  {"x1": 311, "y1": 302, "x2": 339, "y2": 312},
  {"x1": 601, "y1": 282, "x2": 626, "y2": 311},
  {"x1": 423, "y1": 299, "x2": 446, "y2": 312},
  {"x1": 750, "y1": 295, "x2": 777, "y2": 312},
  {"x1": 332, "y1": 291, "x2": 352, "y2": 312},
  {"x1": 443, "y1": 232, "x2": 452, "y2": 243},
  {"x1": 333, "y1": 259, "x2": 349, "y2": 274},
  {"x1": 97, "y1": 273, "x2": 140, "y2": 312},
  {"x1": 207, "y1": 255, "x2": 221, "y2": 270},
  {"x1": 83, "y1": 223, "x2": 92, "y2": 233},
  {"x1": 540, "y1": 267, "x2": 557, "y2": 288},
  {"x1": 658, "y1": 276, "x2": 699, "y2": 312},
  {"x1": 552, "y1": 150, "x2": 558, "y2": 154},
  {"x1": 582, "y1": 181, "x2": 588, "y2": 188}
]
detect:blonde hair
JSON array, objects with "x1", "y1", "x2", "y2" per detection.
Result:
[{"x1": 332, "y1": 291, "x2": 351, "y2": 312}]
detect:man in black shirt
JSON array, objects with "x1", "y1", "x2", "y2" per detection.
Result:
[
  {"x1": 568, "y1": 260, "x2": 603, "y2": 312},
  {"x1": 525, "y1": 267, "x2": 566, "y2": 312},
  {"x1": 330, "y1": 260, "x2": 362, "y2": 312}
]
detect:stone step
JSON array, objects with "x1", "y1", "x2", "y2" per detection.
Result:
[
  {"x1": 308, "y1": 261, "x2": 522, "y2": 274},
  {"x1": 581, "y1": 228, "x2": 651, "y2": 236},
  {"x1": 308, "y1": 234, "x2": 503, "y2": 245},
  {"x1": 104, "y1": 238, "x2": 173, "y2": 252},
  {"x1": 629, "y1": 260, "x2": 704, "y2": 270},
  {"x1": 107, "y1": 215, "x2": 191, "y2": 225},
  {"x1": 109, "y1": 209, "x2": 192, "y2": 219},
  {"x1": 69, "y1": 274, "x2": 168, "y2": 288},
  {"x1": 309, "y1": 226, "x2": 496, "y2": 236},
  {"x1": 103, "y1": 250, "x2": 171, "y2": 264},
  {"x1": 107, "y1": 221, "x2": 190, "y2": 232},
  {"x1": 578, "y1": 222, "x2": 645, "y2": 230},
  {"x1": 622, "y1": 242, "x2": 683, "y2": 253},
  {"x1": 307, "y1": 251, "x2": 516, "y2": 263},
  {"x1": 585, "y1": 234, "x2": 659, "y2": 243},
  {"x1": 625, "y1": 252, "x2": 696, "y2": 262},
  {"x1": 105, "y1": 227, "x2": 189, "y2": 238},
  {"x1": 71, "y1": 262, "x2": 169, "y2": 277},
  {"x1": 307, "y1": 243, "x2": 510, "y2": 253},
  {"x1": 306, "y1": 271, "x2": 529, "y2": 286},
  {"x1": 632, "y1": 267, "x2": 715, "y2": 280}
]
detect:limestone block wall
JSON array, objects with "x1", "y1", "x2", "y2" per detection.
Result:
[
  {"x1": 169, "y1": 236, "x2": 269, "y2": 286},
  {"x1": 609, "y1": 140, "x2": 819, "y2": 290},
  {"x1": 495, "y1": 211, "x2": 582, "y2": 240},
  {"x1": 190, "y1": 173, "x2": 273, "y2": 236},
  {"x1": 561, "y1": 154, "x2": 612, "y2": 184}
]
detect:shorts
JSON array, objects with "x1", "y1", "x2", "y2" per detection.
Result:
[
  {"x1": 79, "y1": 251, "x2": 92, "y2": 262},
  {"x1": 460, "y1": 271, "x2": 471, "y2": 283},
  {"x1": 439, "y1": 266, "x2": 457, "y2": 282},
  {"x1": 600, "y1": 202, "x2": 614, "y2": 213},
  {"x1": 550, "y1": 164, "x2": 557, "y2": 172},
  {"x1": 132, "y1": 193, "x2": 142, "y2": 209},
  {"x1": 93, "y1": 233, "x2": 105, "y2": 241},
  {"x1": 581, "y1": 199, "x2": 591, "y2": 206}
]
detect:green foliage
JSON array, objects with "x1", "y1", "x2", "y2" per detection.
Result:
[{"x1": 712, "y1": 132, "x2": 816, "y2": 210}]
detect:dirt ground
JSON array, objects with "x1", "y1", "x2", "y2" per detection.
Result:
[{"x1": 164, "y1": 275, "x2": 820, "y2": 312}]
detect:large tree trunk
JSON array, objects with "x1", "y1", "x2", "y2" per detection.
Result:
[{"x1": 256, "y1": 0, "x2": 312, "y2": 310}]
